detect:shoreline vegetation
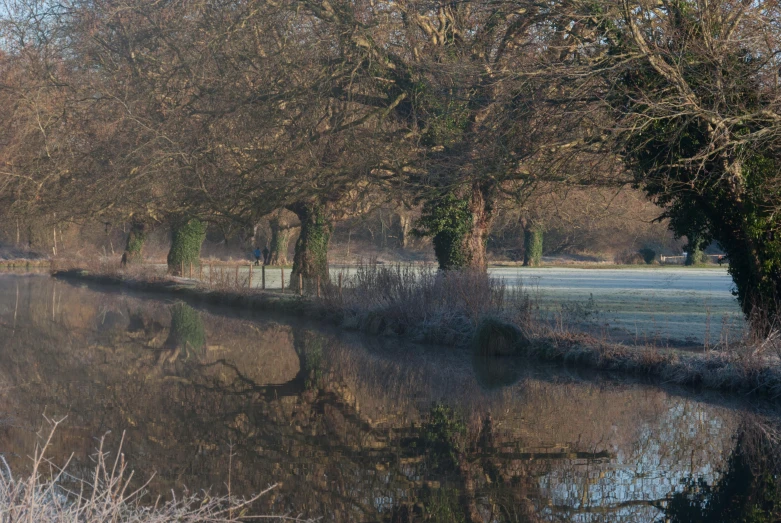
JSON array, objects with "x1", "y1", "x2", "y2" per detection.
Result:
[
  {"x1": 1, "y1": 419, "x2": 309, "y2": 523},
  {"x1": 45, "y1": 261, "x2": 781, "y2": 399}
]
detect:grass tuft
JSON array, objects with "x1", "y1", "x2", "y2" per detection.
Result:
[
  {"x1": 0, "y1": 417, "x2": 311, "y2": 522},
  {"x1": 328, "y1": 262, "x2": 528, "y2": 346}
]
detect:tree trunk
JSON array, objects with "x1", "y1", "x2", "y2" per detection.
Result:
[
  {"x1": 686, "y1": 181, "x2": 776, "y2": 331},
  {"x1": 710, "y1": 213, "x2": 779, "y2": 329},
  {"x1": 163, "y1": 303, "x2": 206, "y2": 357},
  {"x1": 432, "y1": 182, "x2": 494, "y2": 271},
  {"x1": 465, "y1": 182, "x2": 492, "y2": 270},
  {"x1": 685, "y1": 247, "x2": 701, "y2": 266},
  {"x1": 167, "y1": 218, "x2": 206, "y2": 275},
  {"x1": 121, "y1": 220, "x2": 146, "y2": 267},
  {"x1": 288, "y1": 201, "x2": 332, "y2": 290},
  {"x1": 398, "y1": 213, "x2": 411, "y2": 249},
  {"x1": 269, "y1": 218, "x2": 295, "y2": 266},
  {"x1": 684, "y1": 234, "x2": 706, "y2": 266},
  {"x1": 522, "y1": 219, "x2": 543, "y2": 267}
]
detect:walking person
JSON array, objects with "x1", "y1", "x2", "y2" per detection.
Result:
[
  {"x1": 253, "y1": 246, "x2": 262, "y2": 266},
  {"x1": 262, "y1": 245, "x2": 270, "y2": 265}
]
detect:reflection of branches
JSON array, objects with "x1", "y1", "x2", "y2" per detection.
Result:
[
  {"x1": 169, "y1": 357, "x2": 307, "y2": 400},
  {"x1": 1, "y1": 275, "x2": 767, "y2": 522},
  {"x1": 553, "y1": 498, "x2": 668, "y2": 515},
  {"x1": 664, "y1": 414, "x2": 781, "y2": 522}
]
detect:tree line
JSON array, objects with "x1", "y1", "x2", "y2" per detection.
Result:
[{"x1": 2, "y1": 0, "x2": 781, "y2": 328}]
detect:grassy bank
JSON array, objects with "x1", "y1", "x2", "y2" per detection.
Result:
[{"x1": 48, "y1": 262, "x2": 781, "y2": 398}]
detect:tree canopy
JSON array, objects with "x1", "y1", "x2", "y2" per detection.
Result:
[{"x1": 3, "y1": 0, "x2": 781, "y2": 326}]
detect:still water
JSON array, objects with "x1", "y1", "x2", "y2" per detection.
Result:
[{"x1": 0, "y1": 274, "x2": 777, "y2": 522}]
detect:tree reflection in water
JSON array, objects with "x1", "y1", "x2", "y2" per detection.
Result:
[
  {"x1": 665, "y1": 416, "x2": 781, "y2": 523},
  {"x1": 0, "y1": 274, "x2": 773, "y2": 522}
]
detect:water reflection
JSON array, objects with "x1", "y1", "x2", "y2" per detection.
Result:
[
  {"x1": 0, "y1": 274, "x2": 776, "y2": 521},
  {"x1": 665, "y1": 416, "x2": 781, "y2": 523}
]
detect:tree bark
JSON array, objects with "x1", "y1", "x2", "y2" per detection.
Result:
[
  {"x1": 288, "y1": 201, "x2": 332, "y2": 289},
  {"x1": 398, "y1": 212, "x2": 411, "y2": 249},
  {"x1": 167, "y1": 218, "x2": 206, "y2": 275},
  {"x1": 464, "y1": 182, "x2": 493, "y2": 271},
  {"x1": 522, "y1": 219, "x2": 543, "y2": 267},
  {"x1": 121, "y1": 220, "x2": 146, "y2": 267},
  {"x1": 432, "y1": 182, "x2": 494, "y2": 271},
  {"x1": 269, "y1": 217, "x2": 296, "y2": 266}
]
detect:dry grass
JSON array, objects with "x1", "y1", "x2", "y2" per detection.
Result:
[
  {"x1": 321, "y1": 263, "x2": 781, "y2": 396},
  {"x1": 0, "y1": 418, "x2": 312, "y2": 522},
  {"x1": 518, "y1": 330, "x2": 781, "y2": 396},
  {"x1": 326, "y1": 263, "x2": 530, "y2": 345}
]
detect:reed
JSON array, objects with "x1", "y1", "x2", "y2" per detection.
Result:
[{"x1": 0, "y1": 418, "x2": 313, "y2": 522}]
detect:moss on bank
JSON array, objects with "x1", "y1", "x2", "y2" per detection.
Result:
[{"x1": 473, "y1": 317, "x2": 529, "y2": 356}]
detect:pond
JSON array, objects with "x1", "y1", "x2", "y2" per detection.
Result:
[{"x1": 0, "y1": 274, "x2": 777, "y2": 522}]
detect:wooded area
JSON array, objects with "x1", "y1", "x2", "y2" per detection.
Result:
[{"x1": 1, "y1": 0, "x2": 781, "y2": 327}]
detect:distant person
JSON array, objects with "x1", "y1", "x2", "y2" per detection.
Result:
[
  {"x1": 253, "y1": 246, "x2": 262, "y2": 266},
  {"x1": 262, "y1": 245, "x2": 270, "y2": 265},
  {"x1": 718, "y1": 255, "x2": 726, "y2": 266}
]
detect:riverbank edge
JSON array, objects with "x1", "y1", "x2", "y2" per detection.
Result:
[
  {"x1": 51, "y1": 268, "x2": 342, "y2": 322},
  {"x1": 50, "y1": 268, "x2": 781, "y2": 398},
  {"x1": 0, "y1": 259, "x2": 51, "y2": 268}
]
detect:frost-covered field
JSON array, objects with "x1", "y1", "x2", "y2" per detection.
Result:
[
  {"x1": 172, "y1": 263, "x2": 745, "y2": 346},
  {"x1": 489, "y1": 267, "x2": 745, "y2": 345}
]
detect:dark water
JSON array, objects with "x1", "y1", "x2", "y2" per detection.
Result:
[{"x1": 0, "y1": 274, "x2": 779, "y2": 522}]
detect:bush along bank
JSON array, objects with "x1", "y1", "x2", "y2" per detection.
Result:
[{"x1": 51, "y1": 263, "x2": 781, "y2": 398}]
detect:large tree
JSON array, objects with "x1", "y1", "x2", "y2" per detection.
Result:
[
  {"x1": 588, "y1": 0, "x2": 781, "y2": 325},
  {"x1": 297, "y1": 0, "x2": 612, "y2": 270}
]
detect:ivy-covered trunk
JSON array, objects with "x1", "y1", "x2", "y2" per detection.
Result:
[
  {"x1": 706, "y1": 201, "x2": 781, "y2": 328},
  {"x1": 120, "y1": 220, "x2": 146, "y2": 267},
  {"x1": 167, "y1": 218, "x2": 206, "y2": 275},
  {"x1": 288, "y1": 201, "x2": 332, "y2": 290},
  {"x1": 522, "y1": 219, "x2": 543, "y2": 267},
  {"x1": 163, "y1": 303, "x2": 206, "y2": 357},
  {"x1": 684, "y1": 234, "x2": 706, "y2": 266},
  {"x1": 653, "y1": 159, "x2": 781, "y2": 331},
  {"x1": 423, "y1": 183, "x2": 494, "y2": 271}
]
